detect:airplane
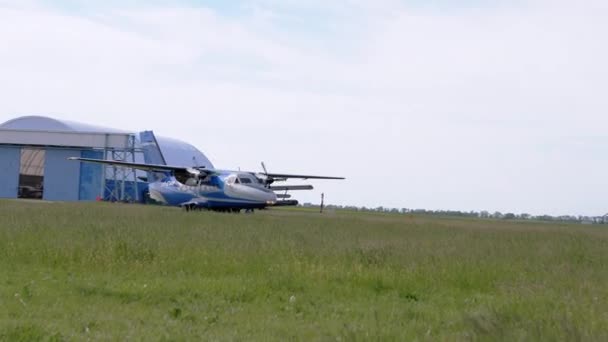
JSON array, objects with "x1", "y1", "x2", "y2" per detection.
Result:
[{"x1": 68, "y1": 131, "x2": 344, "y2": 212}]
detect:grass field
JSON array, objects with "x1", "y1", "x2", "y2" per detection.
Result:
[{"x1": 1, "y1": 200, "x2": 607, "y2": 341}]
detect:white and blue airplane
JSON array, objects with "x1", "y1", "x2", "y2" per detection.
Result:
[{"x1": 69, "y1": 131, "x2": 344, "y2": 211}]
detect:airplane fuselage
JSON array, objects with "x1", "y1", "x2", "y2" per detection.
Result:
[{"x1": 148, "y1": 172, "x2": 278, "y2": 210}]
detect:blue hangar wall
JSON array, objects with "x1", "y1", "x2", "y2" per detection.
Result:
[
  {"x1": 0, "y1": 146, "x2": 145, "y2": 202},
  {"x1": 0, "y1": 146, "x2": 110, "y2": 201},
  {"x1": 0, "y1": 146, "x2": 20, "y2": 198}
]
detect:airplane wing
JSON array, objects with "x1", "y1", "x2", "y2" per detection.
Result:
[
  {"x1": 264, "y1": 173, "x2": 345, "y2": 180},
  {"x1": 67, "y1": 157, "x2": 216, "y2": 176}
]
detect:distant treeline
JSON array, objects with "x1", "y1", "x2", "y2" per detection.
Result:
[{"x1": 299, "y1": 203, "x2": 608, "y2": 224}]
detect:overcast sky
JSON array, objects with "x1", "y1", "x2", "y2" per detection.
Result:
[{"x1": 1, "y1": 0, "x2": 607, "y2": 216}]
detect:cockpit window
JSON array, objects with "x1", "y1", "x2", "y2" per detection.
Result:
[
  {"x1": 238, "y1": 178, "x2": 252, "y2": 184},
  {"x1": 226, "y1": 175, "x2": 237, "y2": 185}
]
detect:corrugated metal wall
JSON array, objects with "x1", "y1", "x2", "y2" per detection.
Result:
[
  {"x1": 104, "y1": 180, "x2": 148, "y2": 203},
  {"x1": 1, "y1": 145, "x2": 149, "y2": 202},
  {"x1": 0, "y1": 146, "x2": 20, "y2": 198},
  {"x1": 79, "y1": 150, "x2": 103, "y2": 201},
  {"x1": 43, "y1": 149, "x2": 80, "y2": 201}
]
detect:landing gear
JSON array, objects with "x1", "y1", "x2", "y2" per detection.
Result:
[
  {"x1": 182, "y1": 206, "x2": 251, "y2": 214},
  {"x1": 182, "y1": 203, "x2": 202, "y2": 212},
  {"x1": 210, "y1": 208, "x2": 241, "y2": 213}
]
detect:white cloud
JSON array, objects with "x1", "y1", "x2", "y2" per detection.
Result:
[{"x1": 0, "y1": 0, "x2": 606, "y2": 215}]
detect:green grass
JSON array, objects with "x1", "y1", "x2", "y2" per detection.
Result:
[{"x1": 1, "y1": 200, "x2": 607, "y2": 341}]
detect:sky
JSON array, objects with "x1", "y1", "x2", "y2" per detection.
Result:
[{"x1": 0, "y1": 0, "x2": 607, "y2": 216}]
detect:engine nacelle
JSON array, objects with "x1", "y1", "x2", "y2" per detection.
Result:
[{"x1": 272, "y1": 200, "x2": 299, "y2": 207}]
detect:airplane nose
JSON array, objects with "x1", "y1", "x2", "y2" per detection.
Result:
[
  {"x1": 262, "y1": 190, "x2": 277, "y2": 205},
  {"x1": 267, "y1": 191, "x2": 277, "y2": 202}
]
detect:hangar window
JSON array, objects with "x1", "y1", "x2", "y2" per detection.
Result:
[{"x1": 18, "y1": 148, "x2": 45, "y2": 199}]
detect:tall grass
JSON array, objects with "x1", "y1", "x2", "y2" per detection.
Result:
[{"x1": 0, "y1": 200, "x2": 607, "y2": 340}]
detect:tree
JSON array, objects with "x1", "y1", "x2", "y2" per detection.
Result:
[{"x1": 504, "y1": 213, "x2": 516, "y2": 220}]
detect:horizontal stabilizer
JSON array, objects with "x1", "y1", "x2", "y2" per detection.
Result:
[{"x1": 270, "y1": 185, "x2": 314, "y2": 191}]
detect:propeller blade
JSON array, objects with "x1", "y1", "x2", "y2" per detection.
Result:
[{"x1": 260, "y1": 162, "x2": 273, "y2": 187}]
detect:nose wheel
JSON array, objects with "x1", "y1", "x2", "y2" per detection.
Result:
[{"x1": 184, "y1": 204, "x2": 194, "y2": 211}]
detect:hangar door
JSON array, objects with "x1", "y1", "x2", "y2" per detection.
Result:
[
  {"x1": 18, "y1": 148, "x2": 45, "y2": 199},
  {"x1": 0, "y1": 146, "x2": 20, "y2": 198},
  {"x1": 44, "y1": 149, "x2": 80, "y2": 201}
]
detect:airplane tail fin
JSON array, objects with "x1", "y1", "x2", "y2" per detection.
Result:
[{"x1": 139, "y1": 130, "x2": 169, "y2": 182}]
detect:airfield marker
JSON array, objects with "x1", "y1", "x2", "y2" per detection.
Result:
[{"x1": 320, "y1": 193, "x2": 325, "y2": 213}]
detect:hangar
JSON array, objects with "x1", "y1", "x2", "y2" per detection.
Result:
[{"x1": 0, "y1": 116, "x2": 213, "y2": 202}]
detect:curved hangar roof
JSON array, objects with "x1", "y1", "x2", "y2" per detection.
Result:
[
  {"x1": 0, "y1": 115, "x2": 128, "y2": 133},
  {"x1": 154, "y1": 135, "x2": 214, "y2": 169},
  {"x1": 0, "y1": 115, "x2": 214, "y2": 169}
]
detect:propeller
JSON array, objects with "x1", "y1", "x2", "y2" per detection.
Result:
[
  {"x1": 260, "y1": 162, "x2": 274, "y2": 187},
  {"x1": 258, "y1": 162, "x2": 288, "y2": 187}
]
